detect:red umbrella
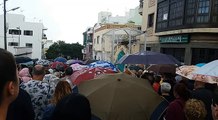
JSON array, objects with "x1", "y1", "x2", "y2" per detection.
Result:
[
  {"x1": 49, "y1": 62, "x2": 67, "y2": 69},
  {"x1": 71, "y1": 67, "x2": 115, "y2": 85}
]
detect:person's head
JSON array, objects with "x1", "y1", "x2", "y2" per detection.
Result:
[
  {"x1": 51, "y1": 81, "x2": 72, "y2": 105},
  {"x1": 51, "y1": 93, "x2": 91, "y2": 120},
  {"x1": 65, "y1": 67, "x2": 73, "y2": 76},
  {"x1": 160, "y1": 82, "x2": 171, "y2": 93},
  {"x1": 194, "y1": 81, "x2": 205, "y2": 90},
  {"x1": 32, "y1": 65, "x2": 45, "y2": 80},
  {"x1": 19, "y1": 68, "x2": 30, "y2": 77},
  {"x1": 173, "y1": 83, "x2": 190, "y2": 101},
  {"x1": 0, "y1": 48, "x2": 19, "y2": 107},
  {"x1": 154, "y1": 75, "x2": 161, "y2": 83},
  {"x1": 184, "y1": 99, "x2": 207, "y2": 120}
]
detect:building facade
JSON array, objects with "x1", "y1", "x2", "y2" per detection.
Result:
[
  {"x1": 155, "y1": 0, "x2": 218, "y2": 64},
  {"x1": 92, "y1": 24, "x2": 141, "y2": 63},
  {"x1": 82, "y1": 27, "x2": 93, "y2": 60},
  {"x1": 0, "y1": 14, "x2": 46, "y2": 59},
  {"x1": 139, "y1": 0, "x2": 218, "y2": 64}
]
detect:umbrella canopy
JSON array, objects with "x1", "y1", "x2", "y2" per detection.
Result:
[
  {"x1": 193, "y1": 60, "x2": 218, "y2": 84},
  {"x1": 88, "y1": 60, "x2": 118, "y2": 71},
  {"x1": 147, "y1": 64, "x2": 177, "y2": 74},
  {"x1": 116, "y1": 51, "x2": 181, "y2": 65},
  {"x1": 71, "y1": 67, "x2": 115, "y2": 85},
  {"x1": 66, "y1": 59, "x2": 84, "y2": 65},
  {"x1": 15, "y1": 57, "x2": 32, "y2": 64},
  {"x1": 176, "y1": 65, "x2": 199, "y2": 79},
  {"x1": 54, "y1": 57, "x2": 67, "y2": 63},
  {"x1": 78, "y1": 73, "x2": 164, "y2": 120},
  {"x1": 195, "y1": 63, "x2": 206, "y2": 67},
  {"x1": 36, "y1": 59, "x2": 51, "y2": 66},
  {"x1": 83, "y1": 59, "x2": 98, "y2": 65},
  {"x1": 194, "y1": 60, "x2": 218, "y2": 77},
  {"x1": 49, "y1": 62, "x2": 67, "y2": 70},
  {"x1": 70, "y1": 63, "x2": 87, "y2": 71}
]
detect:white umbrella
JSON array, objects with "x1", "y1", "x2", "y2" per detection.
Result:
[
  {"x1": 193, "y1": 60, "x2": 218, "y2": 84},
  {"x1": 194, "y1": 60, "x2": 218, "y2": 77}
]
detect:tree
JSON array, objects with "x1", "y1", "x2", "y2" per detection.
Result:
[{"x1": 45, "y1": 41, "x2": 84, "y2": 60}]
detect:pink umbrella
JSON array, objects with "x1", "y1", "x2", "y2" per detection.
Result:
[
  {"x1": 71, "y1": 67, "x2": 115, "y2": 85},
  {"x1": 70, "y1": 63, "x2": 87, "y2": 71}
]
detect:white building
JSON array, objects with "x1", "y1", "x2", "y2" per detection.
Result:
[
  {"x1": 0, "y1": 14, "x2": 46, "y2": 59},
  {"x1": 98, "y1": 7, "x2": 142, "y2": 25}
]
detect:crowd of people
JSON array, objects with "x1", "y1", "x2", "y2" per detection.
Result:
[
  {"x1": 0, "y1": 48, "x2": 218, "y2": 120},
  {"x1": 125, "y1": 64, "x2": 218, "y2": 120}
]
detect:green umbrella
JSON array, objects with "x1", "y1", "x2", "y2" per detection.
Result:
[{"x1": 78, "y1": 73, "x2": 164, "y2": 120}]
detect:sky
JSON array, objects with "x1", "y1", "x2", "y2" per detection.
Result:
[{"x1": 5, "y1": 0, "x2": 139, "y2": 44}]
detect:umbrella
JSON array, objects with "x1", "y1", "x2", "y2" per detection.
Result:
[
  {"x1": 83, "y1": 59, "x2": 98, "y2": 65},
  {"x1": 49, "y1": 62, "x2": 67, "y2": 70},
  {"x1": 176, "y1": 65, "x2": 199, "y2": 79},
  {"x1": 36, "y1": 59, "x2": 51, "y2": 66},
  {"x1": 66, "y1": 59, "x2": 84, "y2": 65},
  {"x1": 195, "y1": 63, "x2": 206, "y2": 67},
  {"x1": 70, "y1": 63, "x2": 87, "y2": 71},
  {"x1": 71, "y1": 67, "x2": 115, "y2": 85},
  {"x1": 15, "y1": 57, "x2": 32, "y2": 64},
  {"x1": 78, "y1": 73, "x2": 164, "y2": 120},
  {"x1": 54, "y1": 57, "x2": 67, "y2": 63},
  {"x1": 88, "y1": 60, "x2": 118, "y2": 72},
  {"x1": 147, "y1": 64, "x2": 177, "y2": 74},
  {"x1": 116, "y1": 51, "x2": 181, "y2": 65},
  {"x1": 193, "y1": 60, "x2": 218, "y2": 84}
]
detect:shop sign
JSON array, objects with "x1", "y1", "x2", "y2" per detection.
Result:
[{"x1": 159, "y1": 35, "x2": 189, "y2": 43}]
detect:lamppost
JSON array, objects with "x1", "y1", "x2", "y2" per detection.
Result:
[
  {"x1": 4, "y1": 0, "x2": 7, "y2": 50},
  {"x1": 3, "y1": 0, "x2": 20, "y2": 50}
]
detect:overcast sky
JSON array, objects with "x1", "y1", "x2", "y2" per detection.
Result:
[{"x1": 5, "y1": 0, "x2": 139, "y2": 44}]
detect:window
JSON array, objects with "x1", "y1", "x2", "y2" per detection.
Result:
[
  {"x1": 212, "y1": 0, "x2": 218, "y2": 23},
  {"x1": 196, "y1": 0, "x2": 210, "y2": 23},
  {"x1": 156, "y1": 1, "x2": 169, "y2": 30},
  {"x1": 26, "y1": 43, "x2": 33, "y2": 48},
  {"x1": 24, "y1": 30, "x2": 33, "y2": 36},
  {"x1": 169, "y1": 0, "x2": 184, "y2": 27},
  {"x1": 8, "y1": 42, "x2": 18, "y2": 46},
  {"x1": 148, "y1": 13, "x2": 154, "y2": 27},
  {"x1": 97, "y1": 36, "x2": 100, "y2": 44},
  {"x1": 9, "y1": 29, "x2": 21, "y2": 35}
]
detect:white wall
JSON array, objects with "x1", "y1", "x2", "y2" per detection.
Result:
[{"x1": 0, "y1": 14, "x2": 45, "y2": 59}]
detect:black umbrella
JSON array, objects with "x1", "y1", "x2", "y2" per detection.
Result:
[
  {"x1": 15, "y1": 57, "x2": 32, "y2": 64},
  {"x1": 116, "y1": 51, "x2": 181, "y2": 65}
]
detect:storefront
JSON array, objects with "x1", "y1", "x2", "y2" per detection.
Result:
[{"x1": 158, "y1": 33, "x2": 218, "y2": 65}]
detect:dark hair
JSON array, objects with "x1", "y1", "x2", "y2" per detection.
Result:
[
  {"x1": 174, "y1": 83, "x2": 190, "y2": 101},
  {"x1": 65, "y1": 67, "x2": 73, "y2": 76},
  {"x1": 154, "y1": 75, "x2": 161, "y2": 83},
  {"x1": 51, "y1": 93, "x2": 91, "y2": 120},
  {"x1": 0, "y1": 48, "x2": 18, "y2": 104},
  {"x1": 32, "y1": 65, "x2": 45, "y2": 76}
]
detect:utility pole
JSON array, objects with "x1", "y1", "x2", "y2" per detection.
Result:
[{"x1": 4, "y1": 0, "x2": 7, "y2": 50}]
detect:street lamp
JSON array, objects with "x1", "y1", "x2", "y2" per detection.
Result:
[
  {"x1": 4, "y1": 0, "x2": 7, "y2": 50},
  {"x1": 3, "y1": 0, "x2": 20, "y2": 50}
]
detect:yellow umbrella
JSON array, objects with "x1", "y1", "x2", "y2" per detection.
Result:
[{"x1": 78, "y1": 73, "x2": 164, "y2": 120}]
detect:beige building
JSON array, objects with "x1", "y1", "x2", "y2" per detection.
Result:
[
  {"x1": 138, "y1": 0, "x2": 159, "y2": 52},
  {"x1": 93, "y1": 24, "x2": 141, "y2": 63}
]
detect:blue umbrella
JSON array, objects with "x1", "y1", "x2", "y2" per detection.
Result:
[
  {"x1": 88, "y1": 61, "x2": 118, "y2": 72},
  {"x1": 54, "y1": 57, "x2": 67, "y2": 63},
  {"x1": 116, "y1": 51, "x2": 181, "y2": 65},
  {"x1": 195, "y1": 63, "x2": 206, "y2": 67}
]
